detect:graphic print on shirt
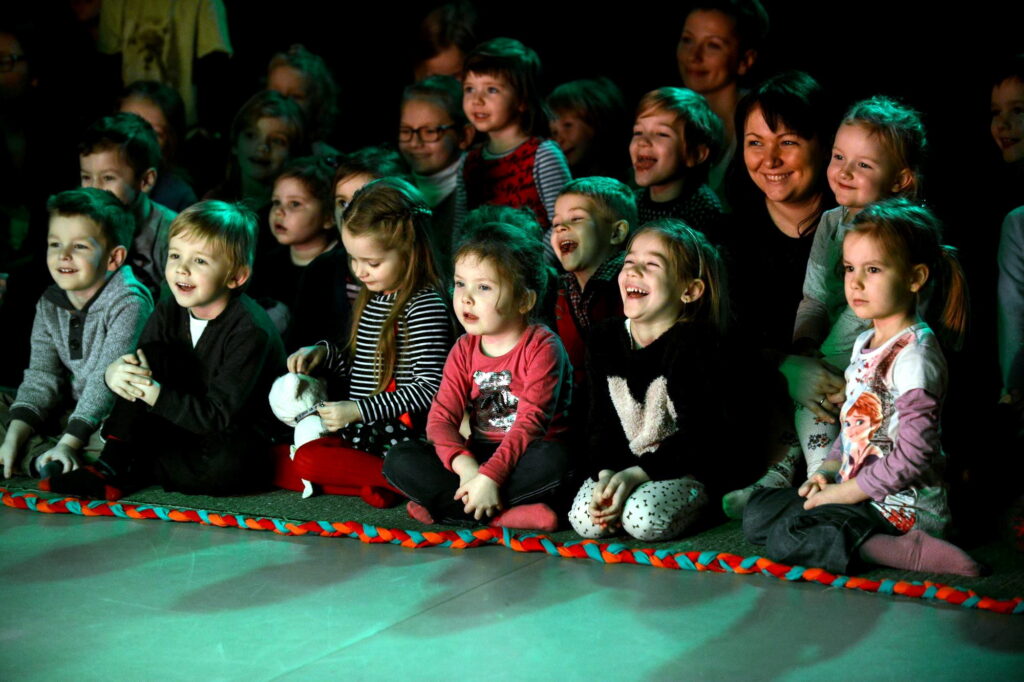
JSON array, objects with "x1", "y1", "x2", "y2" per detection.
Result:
[
  {"x1": 473, "y1": 370, "x2": 519, "y2": 433},
  {"x1": 607, "y1": 376, "x2": 678, "y2": 455},
  {"x1": 840, "y1": 330, "x2": 919, "y2": 531}
]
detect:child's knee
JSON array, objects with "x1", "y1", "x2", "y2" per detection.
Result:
[
  {"x1": 568, "y1": 479, "x2": 606, "y2": 538},
  {"x1": 621, "y1": 480, "x2": 707, "y2": 542}
]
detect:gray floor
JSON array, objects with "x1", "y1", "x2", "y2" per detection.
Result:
[{"x1": 2, "y1": 509, "x2": 1023, "y2": 681}]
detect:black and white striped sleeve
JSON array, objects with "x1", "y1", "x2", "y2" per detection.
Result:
[
  {"x1": 533, "y1": 139, "x2": 572, "y2": 224},
  {"x1": 355, "y1": 290, "x2": 453, "y2": 424}
]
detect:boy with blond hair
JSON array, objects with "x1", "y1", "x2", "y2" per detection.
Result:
[{"x1": 47, "y1": 201, "x2": 286, "y2": 499}]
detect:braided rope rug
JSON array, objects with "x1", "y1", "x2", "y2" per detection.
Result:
[{"x1": 4, "y1": 485, "x2": 1021, "y2": 616}]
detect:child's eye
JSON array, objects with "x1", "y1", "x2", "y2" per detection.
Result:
[
  {"x1": 289, "y1": 201, "x2": 302, "y2": 209},
  {"x1": 103, "y1": 175, "x2": 118, "y2": 183},
  {"x1": 269, "y1": 137, "x2": 288, "y2": 149},
  {"x1": 487, "y1": 86, "x2": 500, "y2": 95},
  {"x1": 707, "y1": 40, "x2": 723, "y2": 52},
  {"x1": 632, "y1": 129, "x2": 643, "y2": 137},
  {"x1": 843, "y1": 264, "x2": 853, "y2": 272},
  {"x1": 367, "y1": 262, "x2": 381, "y2": 268},
  {"x1": 868, "y1": 266, "x2": 881, "y2": 274},
  {"x1": 47, "y1": 240, "x2": 60, "y2": 248},
  {"x1": 74, "y1": 243, "x2": 90, "y2": 250},
  {"x1": 454, "y1": 280, "x2": 464, "y2": 288},
  {"x1": 464, "y1": 86, "x2": 474, "y2": 95},
  {"x1": 195, "y1": 257, "x2": 207, "y2": 265},
  {"x1": 832, "y1": 153, "x2": 843, "y2": 161},
  {"x1": 858, "y1": 162, "x2": 873, "y2": 170},
  {"x1": 479, "y1": 284, "x2": 491, "y2": 291},
  {"x1": 168, "y1": 253, "x2": 179, "y2": 260}
]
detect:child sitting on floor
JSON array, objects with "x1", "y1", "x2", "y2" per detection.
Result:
[
  {"x1": 630, "y1": 88, "x2": 725, "y2": 242},
  {"x1": 743, "y1": 199, "x2": 981, "y2": 576},
  {"x1": 46, "y1": 201, "x2": 286, "y2": 499},
  {"x1": 1, "y1": 188, "x2": 153, "y2": 479},
  {"x1": 79, "y1": 112, "x2": 178, "y2": 296},
  {"x1": 568, "y1": 220, "x2": 742, "y2": 541},
  {"x1": 274, "y1": 178, "x2": 453, "y2": 507},
  {"x1": 384, "y1": 222, "x2": 572, "y2": 531}
]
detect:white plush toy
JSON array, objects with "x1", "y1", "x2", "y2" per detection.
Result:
[{"x1": 268, "y1": 373, "x2": 328, "y2": 498}]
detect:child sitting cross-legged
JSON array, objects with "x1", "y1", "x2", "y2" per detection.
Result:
[
  {"x1": 45, "y1": 201, "x2": 287, "y2": 499},
  {"x1": 384, "y1": 222, "x2": 573, "y2": 531},
  {"x1": 1, "y1": 188, "x2": 153, "y2": 479}
]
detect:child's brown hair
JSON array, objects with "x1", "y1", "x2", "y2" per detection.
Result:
[
  {"x1": 168, "y1": 200, "x2": 258, "y2": 278},
  {"x1": 342, "y1": 177, "x2": 444, "y2": 393},
  {"x1": 627, "y1": 219, "x2": 729, "y2": 333}
]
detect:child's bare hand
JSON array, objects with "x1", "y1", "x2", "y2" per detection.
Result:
[
  {"x1": 798, "y1": 473, "x2": 830, "y2": 499},
  {"x1": 36, "y1": 443, "x2": 81, "y2": 475},
  {"x1": 105, "y1": 352, "x2": 152, "y2": 401},
  {"x1": 316, "y1": 400, "x2": 360, "y2": 431},
  {"x1": 1, "y1": 440, "x2": 19, "y2": 479},
  {"x1": 288, "y1": 345, "x2": 327, "y2": 374},
  {"x1": 589, "y1": 468, "x2": 648, "y2": 527},
  {"x1": 454, "y1": 473, "x2": 502, "y2": 520}
]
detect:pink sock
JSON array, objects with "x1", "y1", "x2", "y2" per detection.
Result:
[
  {"x1": 490, "y1": 504, "x2": 558, "y2": 532},
  {"x1": 406, "y1": 501, "x2": 435, "y2": 525},
  {"x1": 859, "y1": 530, "x2": 983, "y2": 576}
]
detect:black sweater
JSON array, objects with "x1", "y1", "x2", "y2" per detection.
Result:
[
  {"x1": 140, "y1": 293, "x2": 286, "y2": 439},
  {"x1": 586, "y1": 319, "x2": 738, "y2": 495}
]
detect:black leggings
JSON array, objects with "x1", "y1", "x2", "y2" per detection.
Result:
[{"x1": 383, "y1": 439, "x2": 571, "y2": 524}]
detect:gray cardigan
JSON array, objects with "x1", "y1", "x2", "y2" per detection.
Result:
[{"x1": 10, "y1": 265, "x2": 154, "y2": 441}]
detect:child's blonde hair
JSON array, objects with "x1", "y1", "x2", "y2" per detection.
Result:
[
  {"x1": 627, "y1": 219, "x2": 728, "y2": 333},
  {"x1": 342, "y1": 178, "x2": 444, "y2": 393},
  {"x1": 842, "y1": 96, "x2": 927, "y2": 199},
  {"x1": 847, "y1": 198, "x2": 967, "y2": 350},
  {"x1": 558, "y1": 177, "x2": 638, "y2": 237},
  {"x1": 168, "y1": 200, "x2": 257, "y2": 277}
]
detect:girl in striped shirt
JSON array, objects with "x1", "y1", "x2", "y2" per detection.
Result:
[{"x1": 280, "y1": 178, "x2": 453, "y2": 507}]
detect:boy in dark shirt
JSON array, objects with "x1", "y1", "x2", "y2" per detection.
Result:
[{"x1": 47, "y1": 201, "x2": 286, "y2": 498}]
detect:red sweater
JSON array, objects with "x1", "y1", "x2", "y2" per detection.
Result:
[{"x1": 427, "y1": 325, "x2": 571, "y2": 486}]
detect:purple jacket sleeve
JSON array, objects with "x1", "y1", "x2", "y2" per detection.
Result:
[{"x1": 856, "y1": 388, "x2": 940, "y2": 499}]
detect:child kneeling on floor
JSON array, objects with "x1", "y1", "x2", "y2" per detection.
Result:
[
  {"x1": 743, "y1": 199, "x2": 981, "y2": 576},
  {"x1": 46, "y1": 201, "x2": 286, "y2": 499},
  {"x1": 384, "y1": 222, "x2": 572, "y2": 531}
]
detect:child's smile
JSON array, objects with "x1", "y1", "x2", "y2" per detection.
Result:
[
  {"x1": 462, "y1": 72, "x2": 523, "y2": 144},
  {"x1": 991, "y1": 77, "x2": 1024, "y2": 164},
  {"x1": 630, "y1": 111, "x2": 689, "y2": 192},
  {"x1": 551, "y1": 194, "x2": 623, "y2": 283},
  {"x1": 166, "y1": 234, "x2": 244, "y2": 320},
  {"x1": 827, "y1": 124, "x2": 908, "y2": 213}
]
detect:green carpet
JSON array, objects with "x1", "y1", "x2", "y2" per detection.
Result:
[{"x1": 3, "y1": 475, "x2": 1022, "y2": 600}]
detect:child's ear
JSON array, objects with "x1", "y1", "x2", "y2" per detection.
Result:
[
  {"x1": 681, "y1": 278, "x2": 705, "y2": 303},
  {"x1": 458, "y1": 124, "x2": 475, "y2": 150},
  {"x1": 891, "y1": 169, "x2": 915, "y2": 195},
  {"x1": 908, "y1": 264, "x2": 929, "y2": 293},
  {"x1": 609, "y1": 220, "x2": 629, "y2": 246},
  {"x1": 228, "y1": 265, "x2": 251, "y2": 290},
  {"x1": 519, "y1": 288, "x2": 538, "y2": 315},
  {"x1": 140, "y1": 167, "x2": 158, "y2": 194},
  {"x1": 737, "y1": 49, "x2": 758, "y2": 77},
  {"x1": 106, "y1": 245, "x2": 128, "y2": 271},
  {"x1": 686, "y1": 144, "x2": 710, "y2": 168}
]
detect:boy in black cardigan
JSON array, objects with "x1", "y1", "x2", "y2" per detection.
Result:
[{"x1": 46, "y1": 201, "x2": 286, "y2": 499}]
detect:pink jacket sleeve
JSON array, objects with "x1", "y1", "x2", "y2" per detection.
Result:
[{"x1": 427, "y1": 337, "x2": 474, "y2": 468}]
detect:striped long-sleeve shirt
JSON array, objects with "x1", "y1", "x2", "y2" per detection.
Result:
[{"x1": 320, "y1": 288, "x2": 453, "y2": 424}]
